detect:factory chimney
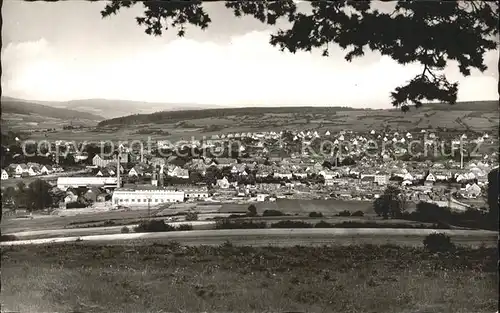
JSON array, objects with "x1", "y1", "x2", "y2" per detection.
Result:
[{"x1": 116, "y1": 150, "x2": 121, "y2": 188}]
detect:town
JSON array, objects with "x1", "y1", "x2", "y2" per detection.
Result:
[
  {"x1": 2, "y1": 1, "x2": 498, "y2": 312},
  {"x1": 1, "y1": 128, "x2": 497, "y2": 214}
]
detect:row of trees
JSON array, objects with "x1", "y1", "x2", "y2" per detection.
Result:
[{"x1": 2, "y1": 179, "x2": 56, "y2": 212}]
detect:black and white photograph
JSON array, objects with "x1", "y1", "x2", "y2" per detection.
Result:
[{"x1": 1, "y1": 0, "x2": 499, "y2": 312}]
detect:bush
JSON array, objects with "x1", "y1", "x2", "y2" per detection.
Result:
[
  {"x1": 351, "y1": 210, "x2": 364, "y2": 217},
  {"x1": 314, "y1": 221, "x2": 334, "y2": 228},
  {"x1": 247, "y1": 204, "x2": 258, "y2": 217},
  {"x1": 0, "y1": 234, "x2": 18, "y2": 242},
  {"x1": 185, "y1": 212, "x2": 198, "y2": 221},
  {"x1": 271, "y1": 221, "x2": 312, "y2": 228},
  {"x1": 103, "y1": 220, "x2": 115, "y2": 226},
  {"x1": 134, "y1": 220, "x2": 176, "y2": 233},
  {"x1": 337, "y1": 210, "x2": 351, "y2": 217},
  {"x1": 262, "y1": 209, "x2": 284, "y2": 217},
  {"x1": 120, "y1": 226, "x2": 130, "y2": 233},
  {"x1": 423, "y1": 233, "x2": 455, "y2": 253},
  {"x1": 215, "y1": 219, "x2": 267, "y2": 230},
  {"x1": 177, "y1": 224, "x2": 193, "y2": 231},
  {"x1": 433, "y1": 221, "x2": 451, "y2": 229},
  {"x1": 66, "y1": 202, "x2": 88, "y2": 209},
  {"x1": 308, "y1": 211, "x2": 323, "y2": 218}
]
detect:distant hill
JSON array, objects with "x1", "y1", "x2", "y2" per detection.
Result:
[
  {"x1": 1, "y1": 97, "x2": 104, "y2": 121},
  {"x1": 8, "y1": 98, "x2": 223, "y2": 119},
  {"x1": 97, "y1": 106, "x2": 371, "y2": 127},
  {"x1": 97, "y1": 100, "x2": 498, "y2": 127},
  {"x1": 423, "y1": 100, "x2": 499, "y2": 111}
]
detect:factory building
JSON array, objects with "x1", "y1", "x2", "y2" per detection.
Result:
[
  {"x1": 112, "y1": 186, "x2": 185, "y2": 206},
  {"x1": 57, "y1": 177, "x2": 118, "y2": 190}
]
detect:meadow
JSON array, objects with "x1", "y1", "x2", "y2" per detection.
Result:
[
  {"x1": 1, "y1": 242, "x2": 497, "y2": 313},
  {"x1": 15, "y1": 102, "x2": 499, "y2": 142}
]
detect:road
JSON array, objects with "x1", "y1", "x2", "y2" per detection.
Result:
[
  {"x1": 1, "y1": 228, "x2": 497, "y2": 247},
  {"x1": 5, "y1": 221, "x2": 215, "y2": 239}
]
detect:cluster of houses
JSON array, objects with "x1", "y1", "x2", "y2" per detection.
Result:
[
  {"x1": 1, "y1": 163, "x2": 63, "y2": 180},
  {"x1": 1, "y1": 128, "x2": 496, "y2": 210}
]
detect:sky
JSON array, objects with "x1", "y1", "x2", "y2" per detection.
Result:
[{"x1": 1, "y1": 1, "x2": 498, "y2": 109}]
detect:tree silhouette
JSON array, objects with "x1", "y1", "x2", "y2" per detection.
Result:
[
  {"x1": 26, "y1": 179, "x2": 53, "y2": 212},
  {"x1": 487, "y1": 168, "x2": 498, "y2": 228},
  {"x1": 34, "y1": 0, "x2": 498, "y2": 110},
  {"x1": 373, "y1": 185, "x2": 407, "y2": 219}
]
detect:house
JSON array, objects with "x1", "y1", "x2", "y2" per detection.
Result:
[
  {"x1": 40, "y1": 165, "x2": 53, "y2": 175},
  {"x1": 324, "y1": 179, "x2": 339, "y2": 186},
  {"x1": 1, "y1": 169, "x2": 9, "y2": 180},
  {"x1": 128, "y1": 167, "x2": 144, "y2": 177},
  {"x1": 424, "y1": 173, "x2": 436, "y2": 186},
  {"x1": 216, "y1": 158, "x2": 237, "y2": 168},
  {"x1": 168, "y1": 166, "x2": 189, "y2": 179},
  {"x1": 256, "y1": 193, "x2": 269, "y2": 202},
  {"x1": 274, "y1": 169, "x2": 293, "y2": 180},
  {"x1": 28, "y1": 165, "x2": 41, "y2": 176},
  {"x1": 96, "y1": 168, "x2": 111, "y2": 177},
  {"x1": 374, "y1": 175, "x2": 388, "y2": 185},
  {"x1": 15, "y1": 164, "x2": 29, "y2": 175},
  {"x1": 97, "y1": 193, "x2": 111, "y2": 202},
  {"x1": 64, "y1": 192, "x2": 79, "y2": 204},
  {"x1": 93, "y1": 154, "x2": 128, "y2": 168},
  {"x1": 319, "y1": 170, "x2": 339, "y2": 180},
  {"x1": 217, "y1": 177, "x2": 230, "y2": 189},
  {"x1": 463, "y1": 183, "x2": 482, "y2": 198},
  {"x1": 360, "y1": 175, "x2": 375, "y2": 185},
  {"x1": 231, "y1": 164, "x2": 246, "y2": 174},
  {"x1": 83, "y1": 187, "x2": 102, "y2": 202}
]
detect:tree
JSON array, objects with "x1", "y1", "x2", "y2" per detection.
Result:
[
  {"x1": 373, "y1": 186, "x2": 406, "y2": 219},
  {"x1": 2, "y1": 186, "x2": 17, "y2": 206},
  {"x1": 247, "y1": 204, "x2": 258, "y2": 217},
  {"x1": 55, "y1": 0, "x2": 500, "y2": 110},
  {"x1": 25, "y1": 179, "x2": 53, "y2": 212},
  {"x1": 487, "y1": 168, "x2": 498, "y2": 228}
]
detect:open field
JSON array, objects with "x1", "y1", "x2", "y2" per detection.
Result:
[
  {"x1": 1, "y1": 199, "x2": 377, "y2": 233},
  {"x1": 1, "y1": 243, "x2": 497, "y2": 313},
  {"x1": 2, "y1": 228, "x2": 497, "y2": 248},
  {"x1": 14, "y1": 101, "x2": 499, "y2": 142}
]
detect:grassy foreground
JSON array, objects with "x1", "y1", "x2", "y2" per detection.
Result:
[{"x1": 1, "y1": 243, "x2": 498, "y2": 313}]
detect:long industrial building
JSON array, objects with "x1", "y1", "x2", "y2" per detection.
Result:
[
  {"x1": 57, "y1": 177, "x2": 118, "y2": 190},
  {"x1": 112, "y1": 187, "x2": 185, "y2": 206}
]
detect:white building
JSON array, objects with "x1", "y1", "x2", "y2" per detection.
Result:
[
  {"x1": 112, "y1": 187, "x2": 185, "y2": 206},
  {"x1": 57, "y1": 177, "x2": 118, "y2": 190},
  {"x1": 182, "y1": 186, "x2": 209, "y2": 200},
  {"x1": 374, "y1": 175, "x2": 388, "y2": 185},
  {"x1": 1, "y1": 169, "x2": 9, "y2": 180}
]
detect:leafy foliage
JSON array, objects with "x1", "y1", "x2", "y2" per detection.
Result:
[
  {"x1": 247, "y1": 204, "x2": 258, "y2": 217},
  {"x1": 337, "y1": 210, "x2": 351, "y2": 217},
  {"x1": 10, "y1": 179, "x2": 54, "y2": 212},
  {"x1": 423, "y1": 233, "x2": 455, "y2": 253},
  {"x1": 262, "y1": 209, "x2": 285, "y2": 217},
  {"x1": 120, "y1": 226, "x2": 130, "y2": 233},
  {"x1": 80, "y1": 0, "x2": 499, "y2": 110},
  {"x1": 373, "y1": 186, "x2": 407, "y2": 219},
  {"x1": 351, "y1": 210, "x2": 364, "y2": 217},
  {"x1": 487, "y1": 168, "x2": 499, "y2": 226},
  {"x1": 134, "y1": 219, "x2": 176, "y2": 233},
  {"x1": 185, "y1": 211, "x2": 199, "y2": 221},
  {"x1": 308, "y1": 211, "x2": 323, "y2": 218},
  {"x1": 215, "y1": 219, "x2": 267, "y2": 230},
  {"x1": 177, "y1": 224, "x2": 193, "y2": 231},
  {"x1": 270, "y1": 220, "x2": 312, "y2": 228}
]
